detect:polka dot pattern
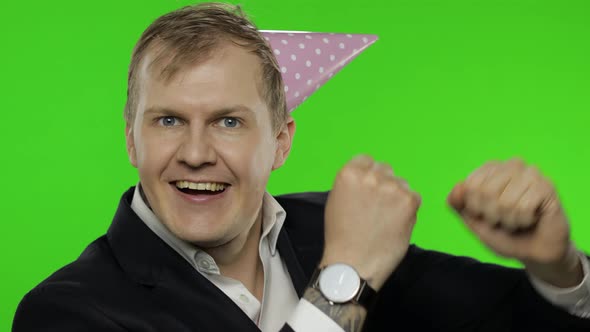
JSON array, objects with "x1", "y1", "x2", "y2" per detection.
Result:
[{"x1": 261, "y1": 31, "x2": 378, "y2": 112}]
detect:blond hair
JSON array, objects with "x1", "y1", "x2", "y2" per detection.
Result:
[{"x1": 124, "y1": 2, "x2": 287, "y2": 131}]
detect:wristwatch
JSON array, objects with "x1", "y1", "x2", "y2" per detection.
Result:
[{"x1": 310, "y1": 263, "x2": 377, "y2": 310}]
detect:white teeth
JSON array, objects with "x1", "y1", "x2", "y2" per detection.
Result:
[{"x1": 175, "y1": 181, "x2": 227, "y2": 192}]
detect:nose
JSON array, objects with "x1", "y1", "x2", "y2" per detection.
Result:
[{"x1": 176, "y1": 126, "x2": 217, "y2": 168}]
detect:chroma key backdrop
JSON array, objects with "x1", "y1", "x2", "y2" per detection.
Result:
[{"x1": 2, "y1": 0, "x2": 589, "y2": 329}]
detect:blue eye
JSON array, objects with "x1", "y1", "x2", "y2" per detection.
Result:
[
  {"x1": 220, "y1": 117, "x2": 240, "y2": 128},
  {"x1": 158, "y1": 116, "x2": 179, "y2": 127}
]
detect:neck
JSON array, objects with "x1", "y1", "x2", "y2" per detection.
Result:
[
  {"x1": 207, "y1": 210, "x2": 263, "y2": 267},
  {"x1": 206, "y1": 208, "x2": 265, "y2": 301}
]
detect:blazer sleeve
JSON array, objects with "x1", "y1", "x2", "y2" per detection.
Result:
[
  {"x1": 361, "y1": 245, "x2": 590, "y2": 332},
  {"x1": 13, "y1": 286, "x2": 127, "y2": 332}
]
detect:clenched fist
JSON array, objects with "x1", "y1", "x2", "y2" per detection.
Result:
[
  {"x1": 321, "y1": 155, "x2": 422, "y2": 291},
  {"x1": 447, "y1": 158, "x2": 583, "y2": 287}
]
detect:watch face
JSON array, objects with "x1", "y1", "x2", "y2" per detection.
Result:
[{"x1": 318, "y1": 263, "x2": 361, "y2": 303}]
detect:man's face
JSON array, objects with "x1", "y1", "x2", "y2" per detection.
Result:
[{"x1": 126, "y1": 42, "x2": 294, "y2": 248}]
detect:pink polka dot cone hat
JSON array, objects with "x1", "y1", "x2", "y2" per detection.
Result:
[{"x1": 261, "y1": 31, "x2": 378, "y2": 112}]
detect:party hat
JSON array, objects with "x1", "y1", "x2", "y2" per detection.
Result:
[{"x1": 261, "y1": 31, "x2": 378, "y2": 112}]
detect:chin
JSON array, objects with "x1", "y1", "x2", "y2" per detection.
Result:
[{"x1": 169, "y1": 218, "x2": 234, "y2": 247}]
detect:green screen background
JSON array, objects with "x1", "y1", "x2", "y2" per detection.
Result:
[{"x1": 2, "y1": 0, "x2": 589, "y2": 328}]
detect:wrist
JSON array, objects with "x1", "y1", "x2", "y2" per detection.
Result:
[
  {"x1": 524, "y1": 244, "x2": 584, "y2": 288},
  {"x1": 303, "y1": 287, "x2": 367, "y2": 332}
]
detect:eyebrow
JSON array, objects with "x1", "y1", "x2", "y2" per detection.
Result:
[{"x1": 144, "y1": 105, "x2": 255, "y2": 118}]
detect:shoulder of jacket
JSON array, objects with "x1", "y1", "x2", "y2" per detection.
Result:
[{"x1": 274, "y1": 191, "x2": 330, "y2": 207}]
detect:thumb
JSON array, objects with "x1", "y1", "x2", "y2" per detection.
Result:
[{"x1": 447, "y1": 182, "x2": 466, "y2": 213}]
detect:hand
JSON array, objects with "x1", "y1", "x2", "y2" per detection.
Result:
[
  {"x1": 321, "y1": 155, "x2": 422, "y2": 291},
  {"x1": 447, "y1": 158, "x2": 583, "y2": 287}
]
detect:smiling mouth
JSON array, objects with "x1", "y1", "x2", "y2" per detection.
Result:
[{"x1": 173, "y1": 180, "x2": 229, "y2": 195}]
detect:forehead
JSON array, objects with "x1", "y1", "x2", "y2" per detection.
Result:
[{"x1": 137, "y1": 42, "x2": 266, "y2": 114}]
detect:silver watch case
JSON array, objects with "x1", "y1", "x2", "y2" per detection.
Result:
[{"x1": 314, "y1": 263, "x2": 367, "y2": 304}]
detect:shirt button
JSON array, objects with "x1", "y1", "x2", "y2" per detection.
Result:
[
  {"x1": 198, "y1": 259, "x2": 210, "y2": 269},
  {"x1": 239, "y1": 294, "x2": 250, "y2": 303}
]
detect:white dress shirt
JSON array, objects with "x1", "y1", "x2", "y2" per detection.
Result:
[{"x1": 130, "y1": 185, "x2": 590, "y2": 331}]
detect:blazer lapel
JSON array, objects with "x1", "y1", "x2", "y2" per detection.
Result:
[{"x1": 275, "y1": 193, "x2": 327, "y2": 298}]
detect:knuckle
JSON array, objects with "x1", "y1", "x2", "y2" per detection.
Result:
[
  {"x1": 356, "y1": 154, "x2": 374, "y2": 161},
  {"x1": 378, "y1": 179, "x2": 398, "y2": 195},
  {"x1": 365, "y1": 174, "x2": 379, "y2": 189},
  {"x1": 484, "y1": 199, "x2": 500, "y2": 214},
  {"x1": 345, "y1": 155, "x2": 373, "y2": 170},
  {"x1": 463, "y1": 180, "x2": 481, "y2": 194},
  {"x1": 395, "y1": 177, "x2": 409, "y2": 189},
  {"x1": 464, "y1": 196, "x2": 484, "y2": 218},
  {"x1": 336, "y1": 167, "x2": 355, "y2": 181},
  {"x1": 542, "y1": 180, "x2": 556, "y2": 192},
  {"x1": 524, "y1": 165, "x2": 539, "y2": 178},
  {"x1": 515, "y1": 215, "x2": 535, "y2": 227},
  {"x1": 463, "y1": 194, "x2": 477, "y2": 209},
  {"x1": 351, "y1": 154, "x2": 373, "y2": 163},
  {"x1": 400, "y1": 190, "x2": 418, "y2": 207},
  {"x1": 374, "y1": 160, "x2": 392, "y2": 169},
  {"x1": 339, "y1": 162, "x2": 364, "y2": 177},
  {"x1": 476, "y1": 161, "x2": 498, "y2": 175},
  {"x1": 466, "y1": 169, "x2": 483, "y2": 182},
  {"x1": 408, "y1": 193, "x2": 421, "y2": 210},
  {"x1": 374, "y1": 162, "x2": 395, "y2": 178},
  {"x1": 519, "y1": 198, "x2": 536, "y2": 216},
  {"x1": 478, "y1": 187, "x2": 495, "y2": 201},
  {"x1": 508, "y1": 157, "x2": 526, "y2": 167},
  {"x1": 502, "y1": 210, "x2": 517, "y2": 225},
  {"x1": 497, "y1": 197, "x2": 514, "y2": 213},
  {"x1": 356, "y1": 154, "x2": 375, "y2": 167},
  {"x1": 524, "y1": 165, "x2": 541, "y2": 179},
  {"x1": 469, "y1": 187, "x2": 490, "y2": 203}
]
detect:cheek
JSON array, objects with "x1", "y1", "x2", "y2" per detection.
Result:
[
  {"x1": 248, "y1": 139, "x2": 276, "y2": 189},
  {"x1": 135, "y1": 132, "x2": 178, "y2": 174},
  {"x1": 221, "y1": 135, "x2": 276, "y2": 181}
]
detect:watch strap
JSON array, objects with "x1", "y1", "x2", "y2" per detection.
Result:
[{"x1": 354, "y1": 279, "x2": 377, "y2": 310}]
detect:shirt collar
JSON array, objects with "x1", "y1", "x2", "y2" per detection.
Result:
[
  {"x1": 130, "y1": 184, "x2": 287, "y2": 270},
  {"x1": 261, "y1": 190, "x2": 286, "y2": 256}
]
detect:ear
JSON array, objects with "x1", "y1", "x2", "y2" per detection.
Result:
[
  {"x1": 272, "y1": 116, "x2": 296, "y2": 170},
  {"x1": 125, "y1": 124, "x2": 138, "y2": 168}
]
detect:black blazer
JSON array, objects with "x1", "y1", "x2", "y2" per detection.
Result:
[{"x1": 13, "y1": 187, "x2": 590, "y2": 331}]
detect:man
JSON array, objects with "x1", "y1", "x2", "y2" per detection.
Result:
[{"x1": 13, "y1": 3, "x2": 590, "y2": 331}]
